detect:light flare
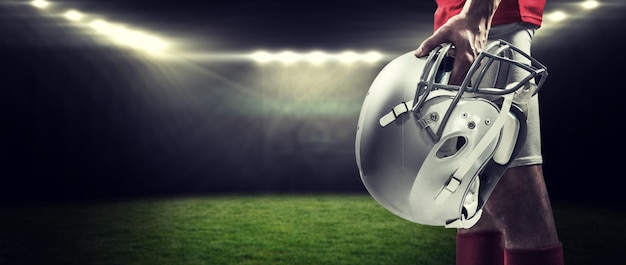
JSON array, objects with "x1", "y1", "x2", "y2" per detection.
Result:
[
  {"x1": 31, "y1": 0, "x2": 50, "y2": 9},
  {"x1": 580, "y1": 0, "x2": 600, "y2": 10},
  {"x1": 546, "y1": 10, "x2": 568, "y2": 22},
  {"x1": 88, "y1": 19, "x2": 168, "y2": 54},
  {"x1": 249, "y1": 50, "x2": 387, "y2": 65},
  {"x1": 63, "y1": 10, "x2": 84, "y2": 21}
]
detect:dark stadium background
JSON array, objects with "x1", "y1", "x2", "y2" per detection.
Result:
[{"x1": 1, "y1": 0, "x2": 624, "y2": 208}]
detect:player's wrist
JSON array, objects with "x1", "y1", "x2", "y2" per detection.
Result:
[{"x1": 446, "y1": 12, "x2": 489, "y2": 36}]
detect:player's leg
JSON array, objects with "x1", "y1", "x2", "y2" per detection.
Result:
[
  {"x1": 486, "y1": 165, "x2": 563, "y2": 265},
  {"x1": 455, "y1": 22, "x2": 563, "y2": 265},
  {"x1": 488, "y1": 22, "x2": 563, "y2": 264},
  {"x1": 456, "y1": 211, "x2": 503, "y2": 265},
  {"x1": 455, "y1": 167, "x2": 562, "y2": 265}
]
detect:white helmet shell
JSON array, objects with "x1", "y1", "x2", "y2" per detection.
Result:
[{"x1": 355, "y1": 40, "x2": 547, "y2": 228}]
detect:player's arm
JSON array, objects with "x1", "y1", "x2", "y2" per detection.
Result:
[{"x1": 415, "y1": 0, "x2": 501, "y2": 85}]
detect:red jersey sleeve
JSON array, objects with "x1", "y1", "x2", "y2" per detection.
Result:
[{"x1": 433, "y1": 0, "x2": 546, "y2": 31}]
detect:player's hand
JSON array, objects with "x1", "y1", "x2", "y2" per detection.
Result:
[{"x1": 414, "y1": 13, "x2": 491, "y2": 85}]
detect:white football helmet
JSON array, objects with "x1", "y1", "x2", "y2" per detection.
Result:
[{"x1": 355, "y1": 40, "x2": 547, "y2": 228}]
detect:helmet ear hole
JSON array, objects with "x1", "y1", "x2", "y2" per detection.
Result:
[
  {"x1": 436, "y1": 136, "x2": 467, "y2": 158},
  {"x1": 456, "y1": 136, "x2": 467, "y2": 150}
]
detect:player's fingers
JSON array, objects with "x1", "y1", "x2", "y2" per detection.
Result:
[
  {"x1": 450, "y1": 52, "x2": 473, "y2": 85},
  {"x1": 415, "y1": 32, "x2": 447, "y2": 58}
]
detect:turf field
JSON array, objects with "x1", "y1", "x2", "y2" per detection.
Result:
[{"x1": 0, "y1": 195, "x2": 623, "y2": 265}]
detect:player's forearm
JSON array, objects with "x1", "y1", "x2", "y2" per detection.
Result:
[{"x1": 461, "y1": 0, "x2": 501, "y2": 28}]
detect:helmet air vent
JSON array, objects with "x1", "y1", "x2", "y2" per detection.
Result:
[{"x1": 436, "y1": 136, "x2": 467, "y2": 158}]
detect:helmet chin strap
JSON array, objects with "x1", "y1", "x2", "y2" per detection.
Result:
[
  {"x1": 444, "y1": 177, "x2": 482, "y2": 228},
  {"x1": 446, "y1": 208, "x2": 484, "y2": 229},
  {"x1": 434, "y1": 82, "x2": 519, "y2": 229}
]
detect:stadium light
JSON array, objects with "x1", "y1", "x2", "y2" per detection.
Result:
[
  {"x1": 31, "y1": 0, "x2": 50, "y2": 9},
  {"x1": 27, "y1": 0, "x2": 171, "y2": 55},
  {"x1": 362, "y1": 51, "x2": 383, "y2": 63},
  {"x1": 63, "y1": 10, "x2": 84, "y2": 21},
  {"x1": 88, "y1": 19, "x2": 168, "y2": 54},
  {"x1": 546, "y1": 10, "x2": 568, "y2": 22},
  {"x1": 276, "y1": 50, "x2": 299, "y2": 64},
  {"x1": 249, "y1": 50, "x2": 387, "y2": 65},
  {"x1": 121, "y1": 30, "x2": 168, "y2": 53},
  {"x1": 251, "y1": 51, "x2": 273, "y2": 63},
  {"x1": 580, "y1": 0, "x2": 600, "y2": 10},
  {"x1": 337, "y1": 51, "x2": 359, "y2": 64},
  {"x1": 25, "y1": 0, "x2": 386, "y2": 62},
  {"x1": 305, "y1": 50, "x2": 330, "y2": 65}
]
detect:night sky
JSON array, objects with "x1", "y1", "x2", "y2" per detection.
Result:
[{"x1": 1, "y1": 0, "x2": 625, "y2": 208}]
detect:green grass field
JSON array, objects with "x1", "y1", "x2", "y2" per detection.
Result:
[{"x1": 0, "y1": 195, "x2": 623, "y2": 265}]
